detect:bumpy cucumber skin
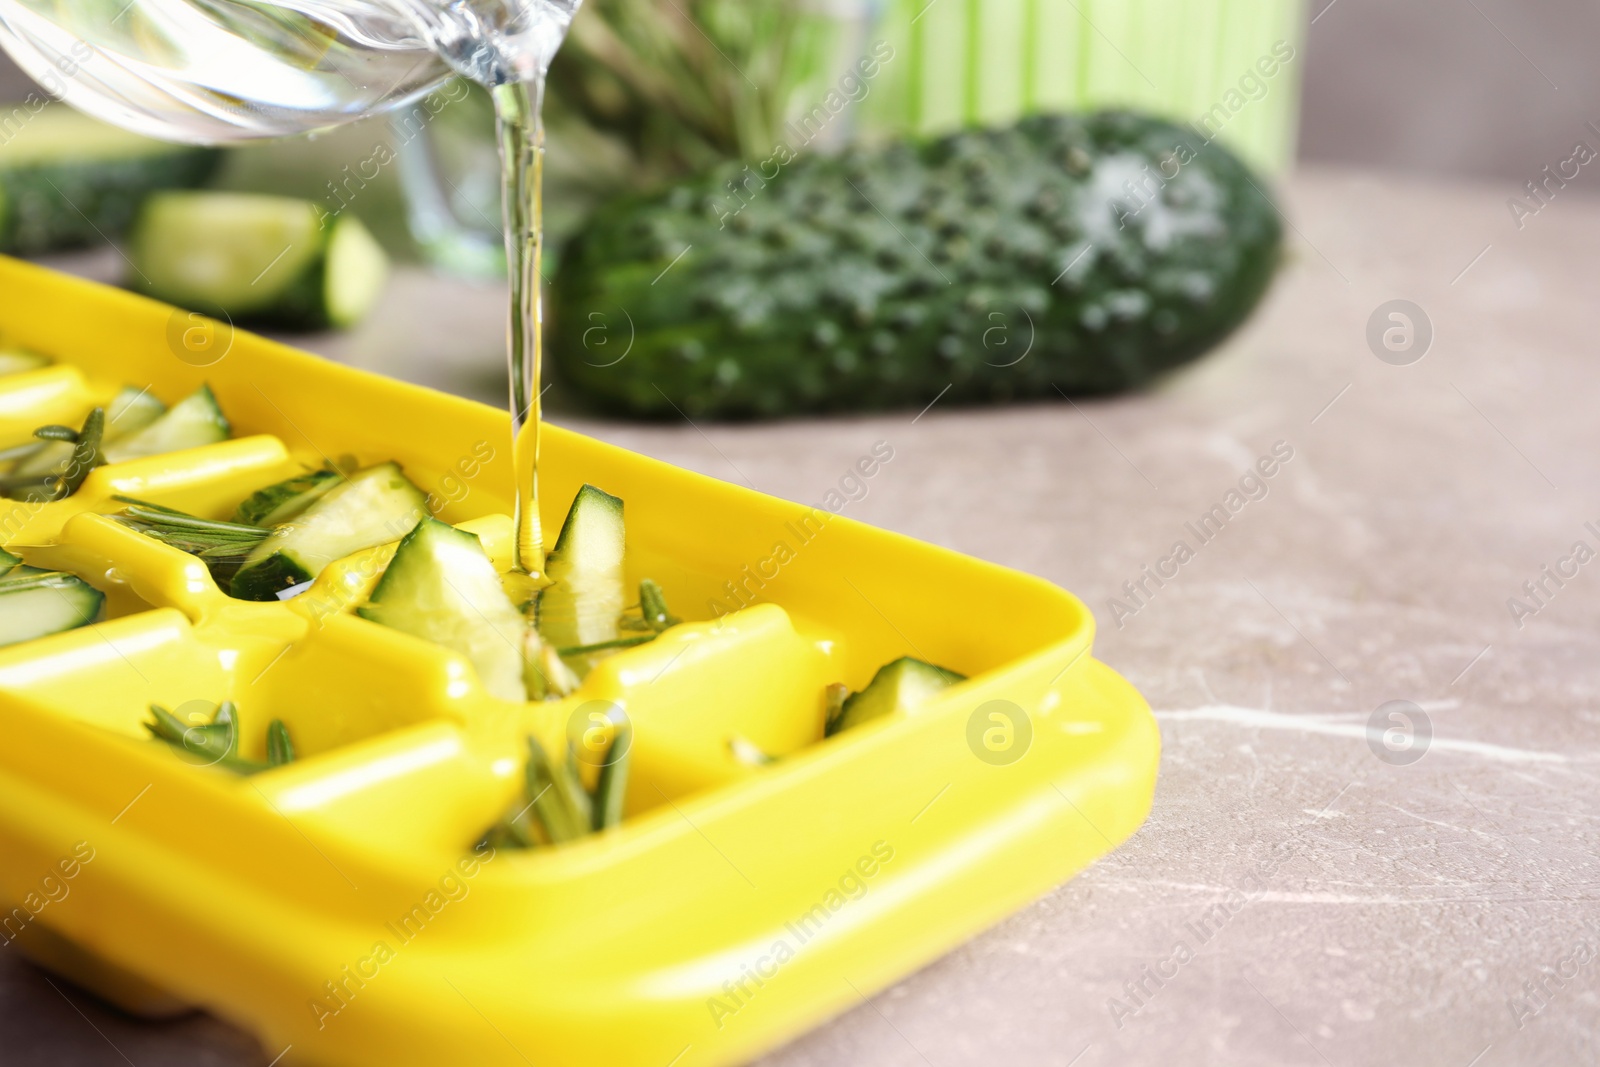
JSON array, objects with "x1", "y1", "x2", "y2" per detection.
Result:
[
  {"x1": 554, "y1": 112, "x2": 1283, "y2": 418},
  {"x1": 0, "y1": 150, "x2": 220, "y2": 256}
]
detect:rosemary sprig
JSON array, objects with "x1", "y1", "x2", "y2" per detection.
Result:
[
  {"x1": 556, "y1": 634, "x2": 656, "y2": 656},
  {"x1": 483, "y1": 730, "x2": 632, "y2": 849},
  {"x1": 525, "y1": 736, "x2": 591, "y2": 843},
  {"x1": 593, "y1": 720, "x2": 631, "y2": 830},
  {"x1": 611, "y1": 578, "x2": 682, "y2": 647},
  {"x1": 558, "y1": 739, "x2": 595, "y2": 831},
  {"x1": 557, "y1": 579, "x2": 683, "y2": 656},
  {"x1": 144, "y1": 700, "x2": 266, "y2": 774},
  {"x1": 267, "y1": 719, "x2": 296, "y2": 767},
  {"x1": 0, "y1": 570, "x2": 86, "y2": 594},
  {"x1": 143, "y1": 702, "x2": 296, "y2": 774},
  {"x1": 113, "y1": 497, "x2": 271, "y2": 570},
  {"x1": 637, "y1": 578, "x2": 680, "y2": 632}
]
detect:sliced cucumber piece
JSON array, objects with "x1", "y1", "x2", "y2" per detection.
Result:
[
  {"x1": 6, "y1": 439, "x2": 64, "y2": 479},
  {"x1": 10, "y1": 386, "x2": 164, "y2": 480},
  {"x1": 104, "y1": 384, "x2": 228, "y2": 464},
  {"x1": 232, "y1": 468, "x2": 342, "y2": 527},
  {"x1": 104, "y1": 386, "x2": 166, "y2": 442},
  {"x1": 358, "y1": 518, "x2": 527, "y2": 702},
  {"x1": 0, "y1": 570, "x2": 104, "y2": 647},
  {"x1": 538, "y1": 485, "x2": 625, "y2": 657},
  {"x1": 0, "y1": 349, "x2": 49, "y2": 376},
  {"x1": 325, "y1": 214, "x2": 391, "y2": 327},
  {"x1": 231, "y1": 462, "x2": 426, "y2": 601},
  {"x1": 129, "y1": 193, "x2": 390, "y2": 329},
  {"x1": 828, "y1": 657, "x2": 965, "y2": 736}
]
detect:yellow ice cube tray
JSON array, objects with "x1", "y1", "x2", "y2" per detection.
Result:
[{"x1": 0, "y1": 255, "x2": 1158, "y2": 1067}]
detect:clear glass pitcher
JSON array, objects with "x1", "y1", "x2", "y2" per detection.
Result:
[{"x1": 0, "y1": 0, "x2": 578, "y2": 143}]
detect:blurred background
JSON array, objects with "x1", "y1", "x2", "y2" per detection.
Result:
[
  {"x1": 2, "y1": 0, "x2": 1588, "y2": 412},
  {"x1": 8, "y1": 0, "x2": 1596, "y2": 180}
]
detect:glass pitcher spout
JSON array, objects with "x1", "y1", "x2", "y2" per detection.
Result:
[{"x1": 0, "y1": 0, "x2": 578, "y2": 144}]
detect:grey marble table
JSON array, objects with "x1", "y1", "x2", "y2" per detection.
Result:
[{"x1": 5, "y1": 166, "x2": 1598, "y2": 1066}]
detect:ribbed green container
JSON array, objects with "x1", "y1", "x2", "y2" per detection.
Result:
[{"x1": 846, "y1": 0, "x2": 1305, "y2": 174}]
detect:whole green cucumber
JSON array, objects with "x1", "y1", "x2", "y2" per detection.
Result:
[{"x1": 553, "y1": 111, "x2": 1282, "y2": 418}]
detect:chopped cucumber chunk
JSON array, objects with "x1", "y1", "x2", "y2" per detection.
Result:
[
  {"x1": 130, "y1": 193, "x2": 389, "y2": 329},
  {"x1": 539, "y1": 484, "x2": 625, "y2": 658},
  {"x1": 230, "y1": 462, "x2": 426, "y2": 601},
  {"x1": 0, "y1": 570, "x2": 104, "y2": 647},
  {"x1": 358, "y1": 518, "x2": 528, "y2": 702},
  {"x1": 828, "y1": 657, "x2": 965, "y2": 736},
  {"x1": 132, "y1": 193, "x2": 321, "y2": 317},
  {"x1": 104, "y1": 384, "x2": 228, "y2": 463}
]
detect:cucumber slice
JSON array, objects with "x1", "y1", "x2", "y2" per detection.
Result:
[
  {"x1": 0, "y1": 570, "x2": 104, "y2": 647},
  {"x1": 828, "y1": 657, "x2": 965, "y2": 736},
  {"x1": 325, "y1": 214, "x2": 391, "y2": 328},
  {"x1": 11, "y1": 386, "x2": 165, "y2": 479},
  {"x1": 104, "y1": 384, "x2": 228, "y2": 464},
  {"x1": 0, "y1": 349, "x2": 49, "y2": 376},
  {"x1": 232, "y1": 468, "x2": 342, "y2": 527},
  {"x1": 7, "y1": 439, "x2": 67, "y2": 479},
  {"x1": 129, "y1": 193, "x2": 390, "y2": 329},
  {"x1": 538, "y1": 485, "x2": 625, "y2": 656},
  {"x1": 230, "y1": 462, "x2": 426, "y2": 601},
  {"x1": 358, "y1": 518, "x2": 528, "y2": 702},
  {"x1": 104, "y1": 386, "x2": 167, "y2": 442},
  {"x1": 0, "y1": 107, "x2": 220, "y2": 256}
]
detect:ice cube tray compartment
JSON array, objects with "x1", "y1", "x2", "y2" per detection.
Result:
[{"x1": 0, "y1": 255, "x2": 1159, "y2": 1067}]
